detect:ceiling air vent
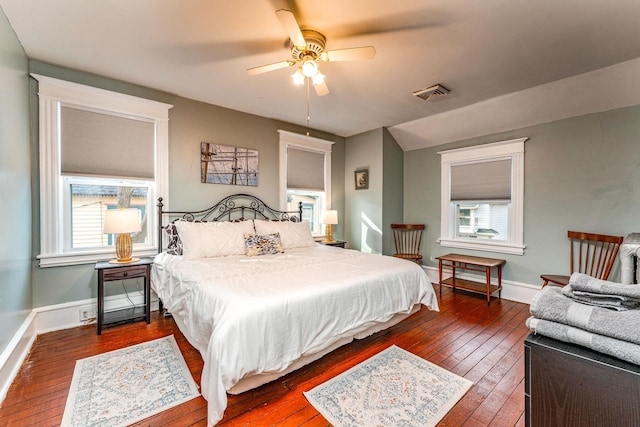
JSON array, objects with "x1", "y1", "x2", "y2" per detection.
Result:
[{"x1": 412, "y1": 84, "x2": 450, "y2": 101}]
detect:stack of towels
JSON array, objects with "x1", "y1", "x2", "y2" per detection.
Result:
[{"x1": 527, "y1": 272, "x2": 640, "y2": 365}]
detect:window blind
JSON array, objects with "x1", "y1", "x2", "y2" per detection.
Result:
[
  {"x1": 286, "y1": 147, "x2": 325, "y2": 191},
  {"x1": 451, "y1": 159, "x2": 511, "y2": 201},
  {"x1": 60, "y1": 106, "x2": 155, "y2": 179}
]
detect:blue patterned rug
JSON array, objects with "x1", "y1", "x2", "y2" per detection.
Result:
[
  {"x1": 61, "y1": 335, "x2": 200, "y2": 427},
  {"x1": 304, "y1": 345, "x2": 473, "y2": 427}
]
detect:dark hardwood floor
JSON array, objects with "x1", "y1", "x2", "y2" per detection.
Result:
[{"x1": 0, "y1": 287, "x2": 530, "y2": 426}]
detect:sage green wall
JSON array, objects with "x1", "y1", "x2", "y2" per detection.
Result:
[
  {"x1": 345, "y1": 129, "x2": 383, "y2": 253},
  {"x1": 28, "y1": 61, "x2": 345, "y2": 308},
  {"x1": 166, "y1": 97, "x2": 341, "y2": 211},
  {"x1": 344, "y1": 128, "x2": 403, "y2": 255},
  {"x1": 0, "y1": 8, "x2": 32, "y2": 354},
  {"x1": 382, "y1": 128, "x2": 403, "y2": 256},
  {"x1": 404, "y1": 104, "x2": 640, "y2": 285}
]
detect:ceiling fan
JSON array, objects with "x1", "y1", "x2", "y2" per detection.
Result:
[{"x1": 246, "y1": 9, "x2": 376, "y2": 96}]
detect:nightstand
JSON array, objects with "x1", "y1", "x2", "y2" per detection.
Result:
[
  {"x1": 95, "y1": 258, "x2": 153, "y2": 335},
  {"x1": 317, "y1": 240, "x2": 346, "y2": 248}
]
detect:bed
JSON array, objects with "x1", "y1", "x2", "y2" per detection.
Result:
[{"x1": 151, "y1": 194, "x2": 439, "y2": 425}]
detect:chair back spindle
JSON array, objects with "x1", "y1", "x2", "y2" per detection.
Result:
[
  {"x1": 391, "y1": 224, "x2": 425, "y2": 264},
  {"x1": 541, "y1": 231, "x2": 623, "y2": 287},
  {"x1": 569, "y1": 231, "x2": 623, "y2": 280}
]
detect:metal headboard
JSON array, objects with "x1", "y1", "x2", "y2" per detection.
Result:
[{"x1": 157, "y1": 193, "x2": 303, "y2": 253}]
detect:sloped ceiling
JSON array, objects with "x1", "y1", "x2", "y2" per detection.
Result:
[{"x1": 2, "y1": 0, "x2": 640, "y2": 149}]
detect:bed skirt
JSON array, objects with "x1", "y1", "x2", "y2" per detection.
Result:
[{"x1": 228, "y1": 304, "x2": 421, "y2": 395}]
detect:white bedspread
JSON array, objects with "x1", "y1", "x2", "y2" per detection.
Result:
[{"x1": 151, "y1": 244, "x2": 438, "y2": 425}]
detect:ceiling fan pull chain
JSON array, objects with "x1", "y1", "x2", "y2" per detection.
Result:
[{"x1": 306, "y1": 78, "x2": 311, "y2": 136}]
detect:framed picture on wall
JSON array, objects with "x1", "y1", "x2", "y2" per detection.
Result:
[
  {"x1": 201, "y1": 142, "x2": 258, "y2": 186},
  {"x1": 354, "y1": 168, "x2": 369, "y2": 190}
]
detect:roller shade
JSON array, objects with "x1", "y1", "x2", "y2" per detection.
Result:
[
  {"x1": 451, "y1": 159, "x2": 511, "y2": 201},
  {"x1": 287, "y1": 147, "x2": 325, "y2": 191},
  {"x1": 61, "y1": 106, "x2": 155, "y2": 179}
]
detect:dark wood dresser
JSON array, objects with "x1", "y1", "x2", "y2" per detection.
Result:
[{"x1": 524, "y1": 333, "x2": 640, "y2": 426}]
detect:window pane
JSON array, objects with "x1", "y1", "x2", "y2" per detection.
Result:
[
  {"x1": 455, "y1": 202, "x2": 508, "y2": 241},
  {"x1": 286, "y1": 190, "x2": 323, "y2": 233},
  {"x1": 70, "y1": 184, "x2": 148, "y2": 249}
]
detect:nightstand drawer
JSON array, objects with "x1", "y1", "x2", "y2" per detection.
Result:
[{"x1": 102, "y1": 265, "x2": 147, "y2": 281}]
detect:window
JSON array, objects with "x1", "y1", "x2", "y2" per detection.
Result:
[
  {"x1": 278, "y1": 130, "x2": 334, "y2": 236},
  {"x1": 34, "y1": 74, "x2": 173, "y2": 267},
  {"x1": 67, "y1": 178, "x2": 149, "y2": 249},
  {"x1": 439, "y1": 138, "x2": 526, "y2": 255}
]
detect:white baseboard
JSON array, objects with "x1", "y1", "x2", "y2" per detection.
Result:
[
  {"x1": 423, "y1": 265, "x2": 539, "y2": 305},
  {"x1": 0, "y1": 292, "x2": 159, "y2": 404},
  {"x1": 0, "y1": 311, "x2": 37, "y2": 403},
  {"x1": 34, "y1": 291, "x2": 159, "y2": 334}
]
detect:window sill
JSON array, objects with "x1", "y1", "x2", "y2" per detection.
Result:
[
  {"x1": 438, "y1": 238, "x2": 525, "y2": 256},
  {"x1": 37, "y1": 247, "x2": 158, "y2": 268}
]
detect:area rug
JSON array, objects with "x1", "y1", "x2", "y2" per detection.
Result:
[
  {"x1": 304, "y1": 345, "x2": 473, "y2": 427},
  {"x1": 61, "y1": 335, "x2": 200, "y2": 427}
]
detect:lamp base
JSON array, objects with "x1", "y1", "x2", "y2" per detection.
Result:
[
  {"x1": 322, "y1": 224, "x2": 335, "y2": 243},
  {"x1": 109, "y1": 257, "x2": 140, "y2": 264},
  {"x1": 110, "y1": 234, "x2": 137, "y2": 264}
]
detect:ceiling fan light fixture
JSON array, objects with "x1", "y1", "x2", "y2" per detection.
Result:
[
  {"x1": 292, "y1": 67, "x2": 305, "y2": 85},
  {"x1": 248, "y1": 9, "x2": 377, "y2": 99},
  {"x1": 302, "y1": 59, "x2": 318, "y2": 77},
  {"x1": 312, "y1": 72, "x2": 325, "y2": 85}
]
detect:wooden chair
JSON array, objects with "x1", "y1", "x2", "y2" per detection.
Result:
[
  {"x1": 540, "y1": 231, "x2": 624, "y2": 287},
  {"x1": 391, "y1": 224, "x2": 425, "y2": 264}
]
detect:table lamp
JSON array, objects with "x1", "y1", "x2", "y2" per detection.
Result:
[
  {"x1": 104, "y1": 208, "x2": 142, "y2": 263},
  {"x1": 321, "y1": 210, "x2": 338, "y2": 243}
]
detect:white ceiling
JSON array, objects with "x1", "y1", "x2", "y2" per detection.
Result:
[{"x1": 2, "y1": 0, "x2": 640, "y2": 150}]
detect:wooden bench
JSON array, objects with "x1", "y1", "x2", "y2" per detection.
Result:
[{"x1": 436, "y1": 253, "x2": 506, "y2": 306}]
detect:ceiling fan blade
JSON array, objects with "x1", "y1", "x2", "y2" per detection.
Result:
[
  {"x1": 326, "y1": 46, "x2": 376, "y2": 62},
  {"x1": 314, "y1": 80, "x2": 329, "y2": 96},
  {"x1": 246, "y1": 60, "x2": 295, "y2": 75},
  {"x1": 275, "y1": 9, "x2": 307, "y2": 49}
]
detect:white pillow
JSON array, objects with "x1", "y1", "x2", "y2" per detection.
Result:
[
  {"x1": 174, "y1": 219, "x2": 255, "y2": 259},
  {"x1": 254, "y1": 220, "x2": 316, "y2": 249}
]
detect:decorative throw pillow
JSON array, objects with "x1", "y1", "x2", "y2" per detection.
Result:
[
  {"x1": 243, "y1": 232, "x2": 284, "y2": 256},
  {"x1": 254, "y1": 220, "x2": 316, "y2": 249},
  {"x1": 163, "y1": 222, "x2": 183, "y2": 255}
]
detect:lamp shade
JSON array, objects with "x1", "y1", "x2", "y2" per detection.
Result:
[
  {"x1": 104, "y1": 208, "x2": 142, "y2": 234},
  {"x1": 321, "y1": 210, "x2": 338, "y2": 225}
]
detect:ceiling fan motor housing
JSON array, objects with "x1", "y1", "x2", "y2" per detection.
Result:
[{"x1": 291, "y1": 29, "x2": 326, "y2": 61}]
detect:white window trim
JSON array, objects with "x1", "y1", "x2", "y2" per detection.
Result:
[
  {"x1": 33, "y1": 74, "x2": 173, "y2": 267},
  {"x1": 278, "y1": 130, "x2": 334, "y2": 235},
  {"x1": 438, "y1": 138, "x2": 527, "y2": 255}
]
